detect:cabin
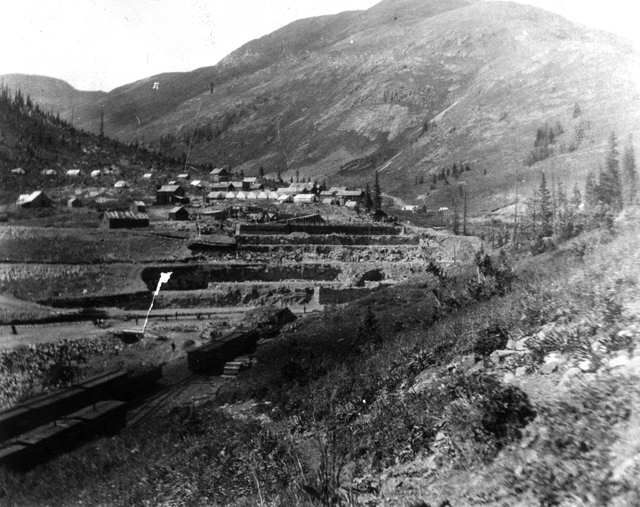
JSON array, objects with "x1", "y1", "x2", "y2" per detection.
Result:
[
  {"x1": 17, "y1": 191, "x2": 51, "y2": 208},
  {"x1": 103, "y1": 211, "x2": 149, "y2": 229},
  {"x1": 169, "y1": 206, "x2": 189, "y2": 221},
  {"x1": 132, "y1": 201, "x2": 146, "y2": 213},
  {"x1": 156, "y1": 184, "x2": 186, "y2": 205},
  {"x1": 67, "y1": 197, "x2": 82, "y2": 208},
  {"x1": 209, "y1": 168, "x2": 229, "y2": 182},
  {"x1": 242, "y1": 177, "x2": 258, "y2": 190},
  {"x1": 228, "y1": 181, "x2": 244, "y2": 191}
]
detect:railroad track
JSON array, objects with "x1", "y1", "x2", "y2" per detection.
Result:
[{"x1": 126, "y1": 373, "x2": 221, "y2": 427}]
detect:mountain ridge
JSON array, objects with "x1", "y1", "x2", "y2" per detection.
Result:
[{"x1": 2, "y1": 0, "x2": 640, "y2": 213}]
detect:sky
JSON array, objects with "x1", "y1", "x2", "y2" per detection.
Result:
[{"x1": 1, "y1": 0, "x2": 639, "y2": 92}]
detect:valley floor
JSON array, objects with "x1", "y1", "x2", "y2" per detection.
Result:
[{"x1": 3, "y1": 216, "x2": 640, "y2": 506}]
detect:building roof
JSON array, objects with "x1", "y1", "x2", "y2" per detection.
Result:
[
  {"x1": 90, "y1": 169, "x2": 101, "y2": 177},
  {"x1": 66, "y1": 169, "x2": 81, "y2": 176},
  {"x1": 17, "y1": 190, "x2": 47, "y2": 205},
  {"x1": 243, "y1": 177, "x2": 258, "y2": 183},
  {"x1": 207, "y1": 191, "x2": 225, "y2": 199},
  {"x1": 104, "y1": 211, "x2": 149, "y2": 220},
  {"x1": 114, "y1": 180, "x2": 128, "y2": 187},
  {"x1": 337, "y1": 189, "x2": 363, "y2": 197},
  {"x1": 228, "y1": 181, "x2": 244, "y2": 188},
  {"x1": 293, "y1": 193, "x2": 316, "y2": 202},
  {"x1": 170, "y1": 206, "x2": 187, "y2": 213},
  {"x1": 142, "y1": 173, "x2": 153, "y2": 178},
  {"x1": 177, "y1": 173, "x2": 190, "y2": 179},
  {"x1": 190, "y1": 179, "x2": 203, "y2": 186},
  {"x1": 158, "y1": 184, "x2": 183, "y2": 193},
  {"x1": 42, "y1": 169, "x2": 56, "y2": 175},
  {"x1": 209, "y1": 168, "x2": 227, "y2": 175}
]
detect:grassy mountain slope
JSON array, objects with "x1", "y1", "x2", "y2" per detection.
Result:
[
  {"x1": 3, "y1": 0, "x2": 640, "y2": 213},
  {"x1": 0, "y1": 86, "x2": 175, "y2": 201}
]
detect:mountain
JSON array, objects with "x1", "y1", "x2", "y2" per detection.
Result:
[
  {"x1": 0, "y1": 74, "x2": 106, "y2": 125},
  {"x1": 3, "y1": 0, "x2": 640, "y2": 213},
  {"x1": 0, "y1": 85, "x2": 173, "y2": 200}
]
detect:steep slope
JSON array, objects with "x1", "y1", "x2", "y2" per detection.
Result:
[
  {"x1": 0, "y1": 86, "x2": 172, "y2": 200},
  {"x1": 3, "y1": 0, "x2": 640, "y2": 213},
  {"x1": 0, "y1": 74, "x2": 105, "y2": 125}
]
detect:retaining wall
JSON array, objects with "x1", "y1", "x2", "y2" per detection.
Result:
[{"x1": 237, "y1": 223, "x2": 400, "y2": 236}]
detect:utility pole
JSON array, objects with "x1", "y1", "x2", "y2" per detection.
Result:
[
  {"x1": 513, "y1": 164, "x2": 519, "y2": 246},
  {"x1": 99, "y1": 105, "x2": 104, "y2": 138},
  {"x1": 463, "y1": 185, "x2": 468, "y2": 235}
]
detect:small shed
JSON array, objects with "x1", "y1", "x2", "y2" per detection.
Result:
[
  {"x1": 17, "y1": 190, "x2": 51, "y2": 208},
  {"x1": 169, "y1": 206, "x2": 189, "y2": 221},
  {"x1": 104, "y1": 211, "x2": 149, "y2": 229},
  {"x1": 67, "y1": 197, "x2": 82, "y2": 208},
  {"x1": 132, "y1": 201, "x2": 146, "y2": 212}
]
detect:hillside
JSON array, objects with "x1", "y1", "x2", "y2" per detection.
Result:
[
  {"x1": 0, "y1": 74, "x2": 105, "y2": 125},
  {"x1": 0, "y1": 84, "x2": 178, "y2": 201},
  {"x1": 3, "y1": 0, "x2": 640, "y2": 213}
]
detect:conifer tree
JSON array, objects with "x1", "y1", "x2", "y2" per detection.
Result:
[
  {"x1": 585, "y1": 171, "x2": 598, "y2": 208},
  {"x1": 539, "y1": 172, "x2": 553, "y2": 236},
  {"x1": 571, "y1": 183, "x2": 582, "y2": 211},
  {"x1": 623, "y1": 134, "x2": 637, "y2": 204},
  {"x1": 374, "y1": 171, "x2": 382, "y2": 211},
  {"x1": 364, "y1": 183, "x2": 373, "y2": 211},
  {"x1": 599, "y1": 132, "x2": 623, "y2": 210}
]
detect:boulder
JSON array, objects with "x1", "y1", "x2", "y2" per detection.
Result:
[
  {"x1": 540, "y1": 351, "x2": 565, "y2": 374},
  {"x1": 608, "y1": 351, "x2": 631, "y2": 369}
]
